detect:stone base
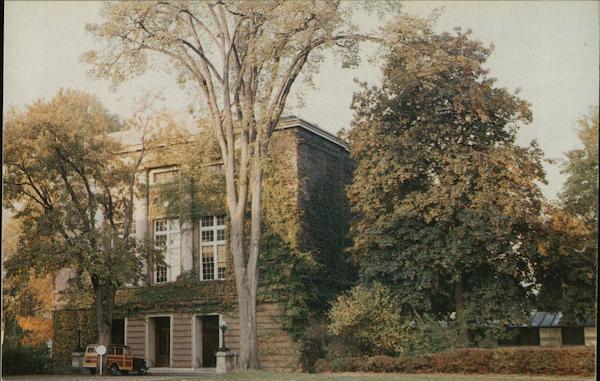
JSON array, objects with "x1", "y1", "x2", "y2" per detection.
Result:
[
  {"x1": 215, "y1": 351, "x2": 237, "y2": 374},
  {"x1": 71, "y1": 352, "x2": 84, "y2": 369}
]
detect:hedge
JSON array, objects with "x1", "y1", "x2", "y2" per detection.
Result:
[{"x1": 314, "y1": 347, "x2": 595, "y2": 376}]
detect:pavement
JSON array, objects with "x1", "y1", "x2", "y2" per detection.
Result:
[{"x1": 2, "y1": 376, "x2": 183, "y2": 381}]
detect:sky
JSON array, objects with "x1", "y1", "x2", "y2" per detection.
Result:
[{"x1": 3, "y1": 1, "x2": 599, "y2": 200}]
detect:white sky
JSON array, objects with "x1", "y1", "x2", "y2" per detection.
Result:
[{"x1": 3, "y1": 1, "x2": 599, "y2": 200}]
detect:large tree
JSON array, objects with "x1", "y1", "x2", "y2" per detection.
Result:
[
  {"x1": 536, "y1": 110, "x2": 598, "y2": 322},
  {"x1": 3, "y1": 90, "x2": 146, "y2": 351},
  {"x1": 347, "y1": 27, "x2": 546, "y2": 344},
  {"x1": 560, "y1": 110, "x2": 598, "y2": 230},
  {"x1": 83, "y1": 0, "x2": 399, "y2": 367}
]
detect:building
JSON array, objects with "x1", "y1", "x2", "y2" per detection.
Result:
[
  {"x1": 51, "y1": 116, "x2": 353, "y2": 371},
  {"x1": 500, "y1": 311, "x2": 596, "y2": 347}
]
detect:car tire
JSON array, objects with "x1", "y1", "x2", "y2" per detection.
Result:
[
  {"x1": 89, "y1": 368, "x2": 96, "y2": 375},
  {"x1": 110, "y1": 363, "x2": 120, "y2": 376},
  {"x1": 137, "y1": 366, "x2": 147, "y2": 375}
]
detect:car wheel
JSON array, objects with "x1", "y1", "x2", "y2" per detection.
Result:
[
  {"x1": 110, "y1": 363, "x2": 120, "y2": 376},
  {"x1": 137, "y1": 366, "x2": 147, "y2": 375},
  {"x1": 89, "y1": 368, "x2": 96, "y2": 375}
]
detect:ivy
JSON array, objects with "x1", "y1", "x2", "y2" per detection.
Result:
[{"x1": 114, "y1": 279, "x2": 237, "y2": 318}]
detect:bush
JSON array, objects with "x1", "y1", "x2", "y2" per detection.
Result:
[
  {"x1": 315, "y1": 347, "x2": 595, "y2": 376},
  {"x1": 328, "y1": 283, "x2": 413, "y2": 355},
  {"x1": 1, "y1": 343, "x2": 53, "y2": 375}
]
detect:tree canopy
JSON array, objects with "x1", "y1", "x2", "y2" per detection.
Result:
[
  {"x1": 347, "y1": 27, "x2": 546, "y2": 344},
  {"x1": 3, "y1": 89, "x2": 146, "y2": 348},
  {"x1": 536, "y1": 110, "x2": 598, "y2": 322},
  {"x1": 560, "y1": 110, "x2": 598, "y2": 227}
]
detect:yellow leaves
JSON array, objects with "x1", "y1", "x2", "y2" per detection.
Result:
[{"x1": 16, "y1": 315, "x2": 54, "y2": 347}]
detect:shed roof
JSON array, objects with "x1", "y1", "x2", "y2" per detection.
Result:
[{"x1": 512, "y1": 311, "x2": 595, "y2": 328}]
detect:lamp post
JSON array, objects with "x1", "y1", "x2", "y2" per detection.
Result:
[{"x1": 218, "y1": 321, "x2": 229, "y2": 352}]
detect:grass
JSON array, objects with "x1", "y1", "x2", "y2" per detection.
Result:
[{"x1": 172, "y1": 370, "x2": 595, "y2": 381}]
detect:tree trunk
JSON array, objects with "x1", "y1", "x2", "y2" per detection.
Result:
[
  {"x1": 95, "y1": 283, "x2": 115, "y2": 371},
  {"x1": 229, "y1": 213, "x2": 260, "y2": 369},
  {"x1": 454, "y1": 274, "x2": 470, "y2": 345},
  {"x1": 237, "y1": 279, "x2": 259, "y2": 369}
]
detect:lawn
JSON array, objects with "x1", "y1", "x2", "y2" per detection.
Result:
[{"x1": 173, "y1": 370, "x2": 594, "y2": 381}]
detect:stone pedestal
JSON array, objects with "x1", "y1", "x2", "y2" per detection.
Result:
[
  {"x1": 215, "y1": 351, "x2": 237, "y2": 374},
  {"x1": 71, "y1": 352, "x2": 84, "y2": 370}
]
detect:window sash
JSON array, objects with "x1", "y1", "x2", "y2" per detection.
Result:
[
  {"x1": 200, "y1": 215, "x2": 226, "y2": 280},
  {"x1": 153, "y1": 217, "x2": 180, "y2": 283}
]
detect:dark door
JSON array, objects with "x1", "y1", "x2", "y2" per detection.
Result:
[
  {"x1": 111, "y1": 319, "x2": 125, "y2": 345},
  {"x1": 155, "y1": 317, "x2": 170, "y2": 367},
  {"x1": 202, "y1": 315, "x2": 219, "y2": 367}
]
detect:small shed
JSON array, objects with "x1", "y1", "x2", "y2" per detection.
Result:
[{"x1": 501, "y1": 311, "x2": 596, "y2": 347}]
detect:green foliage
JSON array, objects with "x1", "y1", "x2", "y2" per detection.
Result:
[
  {"x1": 347, "y1": 27, "x2": 545, "y2": 341},
  {"x1": 114, "y1": 279, "x2": 237, "y2": 317},
  {"x1": 154, "y1": 128, "x2": 227, "y2": 223},
  {"x1": 314, "y1": 347, "x2": 596, "y2": 376},
  {"x1": 560, "y1": 109, "x2": 599, "y2": 227},
  {"x1": 535, "y1": 109, "x2": 598, "y2": 323},
  {"x1": 1, "y1": 343, "x2": 53, "y2": 375},
  {"x1": 329, "y1": 283, "x2": 413, "y2": 355},
  {"x1": 535, "y1": 205, "x2": 597, "y2": 323}
]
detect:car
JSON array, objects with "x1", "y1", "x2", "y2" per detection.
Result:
[{"x1": 83, "y1": 344, "x2": 148, "y2": 375}]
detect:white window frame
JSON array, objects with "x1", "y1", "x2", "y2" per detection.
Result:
[
  {"x1": 153, "y1": 217, "x2": 180, "y2": 283},
  {"x1": 199, "y1": 215, "x2": 227, "y2": 281}
]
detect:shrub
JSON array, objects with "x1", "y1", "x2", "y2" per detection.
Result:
[
  {"x1": 1, "y1": 343, "x2": 53, "y2": 375},
  {"x1": 298, "y1": 321, "x2": 329, "y2": 372},
  {"x1": 328, "y1": 283, "x2": 413, "y2": 355},
  {"x1": 405, "y1": 315, "x2": 461, "y2": 354},
  {"x1": 315, "y1": 347, "x2": 595, "y2": 376}
]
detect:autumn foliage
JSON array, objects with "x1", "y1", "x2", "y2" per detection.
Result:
[{"x1": 315, "y1": 347, "x2": 596, "y2": 376}]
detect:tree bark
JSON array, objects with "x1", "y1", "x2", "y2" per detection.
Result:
[
  {"x1": 237, "y1": 279, "x2": 259, "y2": 369},
  {"x1": 95, "y1": 283, "x2": 115, "y2": 371},
  {"x1": 454, "y1": 274, "x2": 470, "y2": 346}
]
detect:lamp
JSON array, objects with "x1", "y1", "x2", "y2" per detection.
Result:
[{"x1": 218, "y1": 321, "x2": 229, "y2": 352}]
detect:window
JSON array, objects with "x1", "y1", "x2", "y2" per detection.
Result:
[
  {"x1": 200, "y1": 215, "x2": 227, "y2": 280},
  {"x1": 153, "y1": 218, "x2": 180, "y2": 283},
  {"x1": 156, "y1": 265, "x2": 168, "y2": 283},
  {"x1": 151, "y1": 168, "x2": 179, "y2": 185},
  {"x1": 115, "y1": 347, "x2": 123, "y2": 355}
]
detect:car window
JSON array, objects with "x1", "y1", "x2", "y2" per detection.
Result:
[
  {"x1": 109, "y1": 347, "x2": 115, "y2": 355},
  {"x1": 86, "y1": 347, "x2": 96, "y2": 353},
  {"x1": 124, "y1": 347, "x2": 130, "y2": 355},
  {"x1": 115, "y1": 347, "x2": 123, "y2": 355}
]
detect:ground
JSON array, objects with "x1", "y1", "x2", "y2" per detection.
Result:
[{"x1": 2, "y1": 371, "x2": 594, "y2": 381}]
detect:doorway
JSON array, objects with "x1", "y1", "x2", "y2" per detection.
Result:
[
  {"x1": 201, "y1": 315, "x2": 219, "y2": 367},
  {"x1": 111, "y1": 319, "x2": 125, "y2": 345},
  {"x1": 155, "y1": 317, "x2": 171, "y2": 367}
]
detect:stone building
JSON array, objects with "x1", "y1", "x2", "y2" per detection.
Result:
[{"x1": 51, "y1": 116, "x2": 353, "y2": 372}]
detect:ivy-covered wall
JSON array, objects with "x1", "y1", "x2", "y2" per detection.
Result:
[{"x1": 52, "y1": 309, "x2": 97, "y2": 367}]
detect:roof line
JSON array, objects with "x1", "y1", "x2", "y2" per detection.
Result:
[{"x1": 277, "y1": 117, "x2": 348, "y2": 151}]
